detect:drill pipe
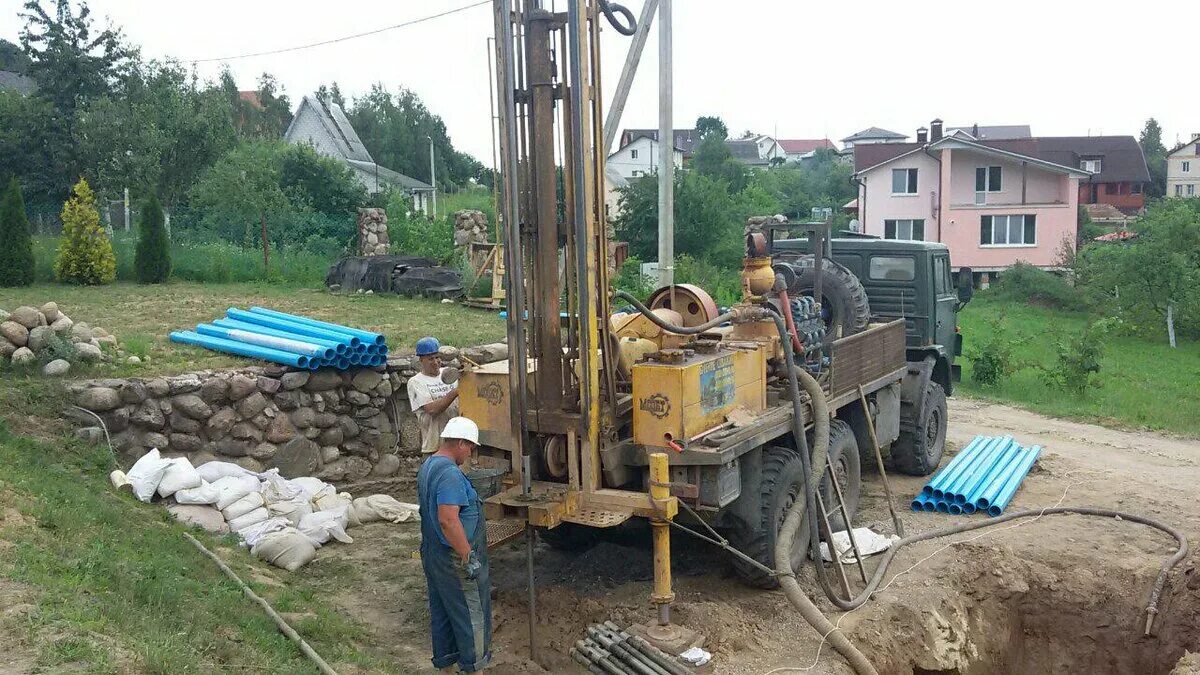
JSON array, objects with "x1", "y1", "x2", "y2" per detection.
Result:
[
  {"x1": 601, "y1": 623, "x2": 692, "y2": 675},
  {"x1": 571, "y1": 647, "x2": 608, "y2": 675},
  {"x1": 589, "y1": 626, "x2": 669, "y2": 675},
  {"x1": 578, "y1": 639, "x2": 635, "y2": 675}
]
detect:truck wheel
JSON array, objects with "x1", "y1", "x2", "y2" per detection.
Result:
[
  {"x1": 889, "y1": 381, "x2": 947, "y2": 476},
  {"x1": 729, "y1": 446, "x2": 810, "y2": 589},
  {"x1": 783, "y1": 257, "x2": 871, "y2": 338},
  {"x1": 538, "y1": 522, "x2": 597, "y2": 551},
  {"x1": 823, "y1": 420, "x2": 862, "y2": 531}
]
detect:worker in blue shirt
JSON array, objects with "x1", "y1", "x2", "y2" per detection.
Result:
[{"x1": 417, "y1": 416, "x2": 492, "y2": 672}]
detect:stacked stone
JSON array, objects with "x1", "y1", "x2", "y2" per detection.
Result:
[
  {"x1": 68, "y1": 366, "x2": 402, "y2": 483},
  {"x1": 65, "y1": 342, "x2": 511, "y2": 484},
  {"x1": 357, "y1": 207, "x2": 390, "y2": 256},
  {"x1": 452, "y1": 210, "x2": 490, "y2": 247},
  {"x1": 1, "y1": 302, "x2": 118, "y2": 376}
]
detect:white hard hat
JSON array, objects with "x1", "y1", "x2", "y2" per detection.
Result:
[{"x1": 441, "y1": 416, "x2": 480, "y2": 445}]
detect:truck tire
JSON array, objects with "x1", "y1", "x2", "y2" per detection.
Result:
[
  {"x1": 823, "y1": 420, "x2": 862, "y2": 531},
  {"x1": 729, "y1": 446, "x2": 810, "y2": 589},
  {"x1": 889, "y1": 381, "x2": 947, "y2": 476},
  {"x1": 784, "y1": 257, "x2": 871, "y2": 338},
  {"x1": 728, "y1": 431, "x2": 861, "y2": 589},
  {"x1": 538, "y1": 522, "x2": 597, "y2": 551}
]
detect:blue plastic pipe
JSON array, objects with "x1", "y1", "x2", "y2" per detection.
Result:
[
  {"x1": 247, "y1": 307, "x2": 385, "y2": 346},
  {"x1": 963, "y1": 442, "x2": 1023, "y2": 506},
  {"x1": 195, "y1": 324, "x2": 335, "y2": 360},
  {"x1": 336, "y1": 356, "x2": 351, "y2": 369},
  {"x1": 941, "y1": 436, "x2": 1007, "y2": 501},
  {"x1": 923, "y1": 436, "x2": 989, "y2": 498},
  {"x1": 935, "y1": 435, "x2": 1006, "y2": 500},
  {"x1": 987, "y1": 446, "x2": 1042, "y2": 516},
  {"x1": 213, "y1": 318, "x2": 348, "y2": 355},
  {"x1": 226, "y1": 308, "x2": 361, "y2": 348},
  {"x1": 976, "y1": 446, "x2": 1033, "y2": 510},
  {"x1": 946, "y1": 436, "x2": 1012, "y2": 503},
  {"x1": 170, "y1": 331, "x2": 310, "y2": 369}
]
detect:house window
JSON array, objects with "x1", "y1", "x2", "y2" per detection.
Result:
[
  {"x1": 980, "y1": 214, "x2": 1036, "y2": 246},
  {"x1": 1132, "y1": 183, "x2": 1143, "y2": 195},
  {"x1": 631, "y1": 170, "x2": 642, "y2": 177},
  {"x1": 1189, "y1": 184, "x2": 1197, "y2": 196},
  {"x1": 1177, "y1": 184, "x2": 1185, "y2": 197},
  {"x1": 1184, "y1": 161, "x2": 1191, "y2": 173},
  {"x1": 1080, "y1": 159, "x2": 1102, "y2": 173},
  {"x1": 884, "y1": 219, "x2": 924, "y2": 241},
  {"x1": 631, "y1": 149, "x2": 639, "y2": 159},
  {"x1": 891, "y1": 168, "x2": 918, "y2": 194},
  {"x1": 975, "y1": 166, "x2": 1002, "y2": 192}
]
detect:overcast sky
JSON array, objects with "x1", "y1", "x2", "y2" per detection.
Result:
[{"x1": 3, "y1": 0, "x2": 1198, "y2": 167}]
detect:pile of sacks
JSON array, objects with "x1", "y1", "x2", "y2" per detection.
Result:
[{"x1": 118, "y1": 449, "x2": 417, "y2": 571}]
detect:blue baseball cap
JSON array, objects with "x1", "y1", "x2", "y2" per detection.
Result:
[{"x1": 415, "y1": 336, "x2": 441, "y2": 356}]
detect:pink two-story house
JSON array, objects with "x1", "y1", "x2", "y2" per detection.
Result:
[{"x1": 853, "y1": 120, "x2": 1089, "y2": 281}]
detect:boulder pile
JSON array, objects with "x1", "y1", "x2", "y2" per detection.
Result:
[
  {"x1": 357, "y1": 207, "x2": 390, "y2": 256},
  {"x1": 1, "y1": 302, "x2": 120, "y2": 376},
  {"x1": 453, "y1": 209, "x2": 490, "y2": 247}
]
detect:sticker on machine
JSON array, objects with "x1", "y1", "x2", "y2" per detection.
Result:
[
  {"x1": 699, "y1": 354, "x2": 735, "y2": 413},
  {"x1": 639, "y1": 393, "x2": 671, "y2": 419}
]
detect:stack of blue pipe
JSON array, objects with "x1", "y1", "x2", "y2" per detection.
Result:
[
  {"x1": 170, "y1": 307, "x2": 388, "y2": 371},
  {"x1": 911, "y1": 435, "x2": 1041, "y2": 517}
]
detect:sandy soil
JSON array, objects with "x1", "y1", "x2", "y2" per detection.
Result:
[{"x1": 322, "y1": 397, "x2": 1200, "y2": 674}]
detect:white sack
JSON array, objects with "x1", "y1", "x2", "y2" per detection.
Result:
[
  {"x1": 213, "y1": 475, "x2": 261, "y2": 510},
  {"x1": 291, "y1": 477, "x2": 330, "y2": 500},
  {"x1": 298, "y1": 507, "x2": 353, "y2": 546},
  {"x1": 157, "y1": 457, "x2": 202, "y2": 498},
  {"x1": 174, "y1": 481, "x2": 221, "y2": 505},
  {"x1": 252, "y1": 528, "x2": 318, "y2": 571},
  {"x1": 314, "y1": 490, "x2": 352, "y2": 513},
  {"x1": 266, "y1": 497, "x2": 313, "y2": 527},
  {"x1": 127, "y1": 449, "x2": 171, "y2": 502},
  {"x1": 348, "y1": 495, "x2": 419, "y2": 526},
  {"x1": 818, "y1": 527, "x2": 898, "y2": 564},
  {"x1": 226, "y1": 507, "x2": 269, "y2": 532},
  {"x1": 236, "y1": 516, "x2": 291, "y2": 548},
  {"x1": 221, "y1": 491, "x2": 265, "y2": 520},
  {"x1": 261, "y1": 473, "x2": 304, "y2": 504},
  {"x1": 196, "y1": 460, "x2": 258, "y2": 483},
  {"x1": 166, "y1": 504, "x2": 228, "y2": 535}
]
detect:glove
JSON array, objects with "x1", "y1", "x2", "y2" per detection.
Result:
[{"x1": 462, "y1": 550, "x2": 482, "y2": 580}]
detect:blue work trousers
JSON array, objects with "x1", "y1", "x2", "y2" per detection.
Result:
[{"x1": 421, "y1": 521, "x2": 492, "y2": 671}]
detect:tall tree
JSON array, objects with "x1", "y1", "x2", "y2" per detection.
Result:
[
  {"x1": 691, "y1": 133, "x2": 748, "y2": 192},
  {"x1": 134, "y1": 193, "x2": 169, "y2": 283},
  {"x1": 316, "y1": 82, "x2": 345, "y2": 108},
  {"x1": 0, "y1": 38, "x2": 33, "y2": 73},
  {"x1": 695, "y1": 115, "x2": 728, "y2": 140},
  {"x1": 1140, "y1": 118, "x2": 1168, "y2": 199},
  {"x1": 0, "y1": 178, "x2": 36, "y2": 287}
]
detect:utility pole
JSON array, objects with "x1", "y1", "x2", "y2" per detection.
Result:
[
  {"x1": 657, "y1": 0, "x2": 673, "y2": 288},
  {"x1": 428, "y1": 135, "x2": 437, "y2": 219},
  {"x1": 123, "y1": 187, "x2": 131, "y2": 232}
]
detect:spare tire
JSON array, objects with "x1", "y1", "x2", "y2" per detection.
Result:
[{"x1": 778, "y1": 256, "x2": 870, "y2": 338}]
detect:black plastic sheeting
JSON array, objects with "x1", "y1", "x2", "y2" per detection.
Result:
[{"x1": 324, "y1": 255, "x2": 464, "y2": 299}]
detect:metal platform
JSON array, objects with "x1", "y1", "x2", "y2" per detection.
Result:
[
  {"x1": 486, "y1": 518, "x2": 527, "y2": 549},
  {"x1": 561, "y1": 508, "x2": 632, "y2": 528}
]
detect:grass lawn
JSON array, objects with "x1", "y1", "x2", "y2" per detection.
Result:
[
  {"x1": 0, "y1": 282, "x2": 506, "y2": 430},
  {"x1": 0, "y1": 422, "x2": 403, "y2": 674},
  {"x1": 957, "y1": 296, "x2": 1200, "y2": 437}
]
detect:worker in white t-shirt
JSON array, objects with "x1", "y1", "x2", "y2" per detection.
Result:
[{"x1": 407, "y1": 336, "x2": 461, "y2": 454}]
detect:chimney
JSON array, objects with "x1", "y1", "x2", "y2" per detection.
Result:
[
  {"x1": 916, "y1": 127, "x2": 928, "y2": 144},
  {"x1": 930, "y1": 119, "x2": 943, "y2": 142},
  {"x1": 972, "y1": 123, "x2": 979, "y2": 137},
  {"x1": 1192, "y1": 132, "x2": 1200, "y2": 142}
]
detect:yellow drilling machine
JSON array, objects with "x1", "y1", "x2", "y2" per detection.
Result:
[{"x1": 461, "y1": 0, "x2": 940, "y2": 655}]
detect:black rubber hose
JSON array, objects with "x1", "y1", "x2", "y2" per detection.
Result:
[
  {"x1": 599, "y1": 0, "x2": 638, "y2": 35},
  {"x1": 613, "y1": 290, "x2": 737, "y2": 334}
]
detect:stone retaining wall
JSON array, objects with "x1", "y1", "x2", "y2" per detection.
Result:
[{"x1": 65, "y1": 342, "x2": 508, "y2": 483}]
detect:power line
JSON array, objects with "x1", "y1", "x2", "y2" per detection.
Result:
[{"x1": 188, "y1": 0, "x2": 491, "y2": 64}]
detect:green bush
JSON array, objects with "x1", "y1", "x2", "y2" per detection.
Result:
[
  {"x1": 0, "y1": 177, "x2": 35, "y2": 287},
  {"x1": 968, "y1": 314, "x2": 1018, "y2": 386},
  {"x1": 989, "y1": 262, "x2": 1080, "y2": 309},
  {"x1": 1038, "y1": 318, "x2": 1119, "y2": 396},
  {"x1": 615, "y1": 256, "x2": 656, "y2": 299},
  {"x1": 54, "y1": 179, "x2": 116, "y2": 285},
  {"x1": 134, "y1": 195, "x2": 171, "y2": 283},
  {"x1": 674, "y1": 254, "x2": 742, "y2": 307}
]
